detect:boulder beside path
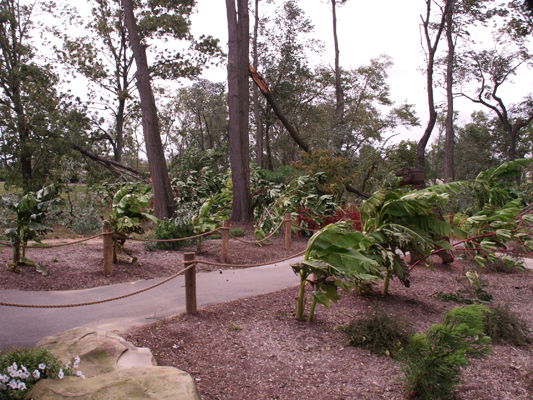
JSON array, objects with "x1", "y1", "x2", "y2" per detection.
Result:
[{"x1": 28, "y1": 327, "x2": 201, "y2": 400}]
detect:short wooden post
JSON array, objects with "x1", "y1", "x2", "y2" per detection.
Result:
[
  {"x1": 184, "y1": 252, "x2": 197, "y2": 314},
  {"x1": 220, "y1": 220, "x2": 230, "y2": 263},
  {"x1": 103, "y1": 220, "x2": 114, "y2": 276},
  {"x1": 284, "y1": 213, "x2": 292, "y2": 250}
]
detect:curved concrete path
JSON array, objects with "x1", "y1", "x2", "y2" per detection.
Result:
[{"x1": 0, "y1": 256, "x2": 303, "y2": 350}]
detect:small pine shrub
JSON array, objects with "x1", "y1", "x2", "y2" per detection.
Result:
[
  {"x1": 484, "y1": 304, "x2": 531, "y2": 346},
  {"x1": 146, "y1": 219, "x2": 196, "y2": 251},
  {"x1": 342, "y1": 310, "x2": 412, "y2": 356},
  {"x1": 398, "y1": 304, "x2": 491, "y2": 400}
]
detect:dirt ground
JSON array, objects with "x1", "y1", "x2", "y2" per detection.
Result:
[
  {"x1": 126, "y1": 263, "x2": 532, "y2": 400},
  {"x1": 1, "y1": 230, "x2": 531, "y2": 399},
  {"x1": 0, "y1": 233, "x2": 308, "y2": 291}
]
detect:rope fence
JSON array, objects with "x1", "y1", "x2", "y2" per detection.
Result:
[
  {"x1": 0, "y1": 248, "x2": 306, "y2": 309},
  {"x1": 0, "y1": 263, "x2": 195, "y2": 309}
]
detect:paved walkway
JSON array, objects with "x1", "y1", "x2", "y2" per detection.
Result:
[{"x1": 0, "y1": 256, "x2": 303, "y2": 350}]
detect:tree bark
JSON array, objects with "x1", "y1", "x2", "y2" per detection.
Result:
[
  {"x1": 226, "y1": 0, "x2": 253, "y2": 222},
  {"x1": 252, "y1": 0, "x2": 263, "y2": 168},
  {"x1": 417, "y1": 0, "x2": 447, "y2": 171},
  {"x1": 444, "y1": 0, "x2": 455, "y2": 181},
  {"x1": 121, "y1": 0, "x2": 175, "y2": 219},
  {"x1": 331, "y1": 0, "x2": 345, "y2": 123}
]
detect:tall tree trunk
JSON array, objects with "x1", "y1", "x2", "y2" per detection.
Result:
[
  {"x1": 331, "y1": 0, "x2": 345, "y2": 123},
  {"x1": 114, "y1": 95, "x2": 126, "y2": 162},
  {"x1": 252, "y1": 0, "x2": 263, "y2": 168},
  {"x1": 444, "y1": 0, "x2": 455, "y2": 181},
  {"x1": 13, "y1": 91, "x2": 32, "y2": 193},
  {"x1": 417, "y1": 0, "x2": 447, "y2": 171},
  {"x1": 121, "y1": 0, "x2": 175, "y2": 219},
  {"x1": 226, "y1": 0, "x2": 252, "y2": 222}
]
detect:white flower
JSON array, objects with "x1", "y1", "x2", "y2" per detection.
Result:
[
  {"x1": 17, "y1": 381, "x2": 26, "y2": 390},
  {"x1": 8, "y1": 369, "x2": 19, "y2": 378},
  {"x1": 8, "y1": 380, "x2": 18, "y2": 389},
  {"x1": 11, "y1": 363, "x2": 17, "y2": 371},
  {"x1": 73, "y1": 356, "x2": 80, "y2": 369},
  {"x1": 75, "y1": 371, "x2": 85, "y2": 379},
  {"x1": 38, "y1": 363, "x2": 46, "y2": 370},
  {"x1": 65, "y1": 361, "x2": 71, "y2": 369},
  {"x1": 0, "y1": 374, "x2": 9, "y2": 383},
  {"x1": 32, "y1": 370, "x2": 41, "y2": 380},
  {"x1": 58, "y1": 369, "x2": 64, "y2": 380}
]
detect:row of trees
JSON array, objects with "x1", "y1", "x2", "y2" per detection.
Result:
[{"x1": 0, "y1": 0, "x2": 531, "y2": 222}]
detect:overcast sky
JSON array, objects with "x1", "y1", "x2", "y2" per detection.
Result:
[{"x1": 191, "y1": 0, "x2": 532, "y2": 144}]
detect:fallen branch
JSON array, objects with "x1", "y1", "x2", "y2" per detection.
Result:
[{"x1": 72, "y1": 144, "x2": 144, "y2": 180}]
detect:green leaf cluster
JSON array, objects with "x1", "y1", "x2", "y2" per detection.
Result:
[
  {"x1": 1, "y1": 185, "x2": 62, "y2": 247},
  {"x1": 108, "y1": 182, "x2": 157, "y2": 236}
]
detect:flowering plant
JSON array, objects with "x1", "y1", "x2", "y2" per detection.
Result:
[{"x1": 0, "y1": 348, "x2": 84, "y2": 399}]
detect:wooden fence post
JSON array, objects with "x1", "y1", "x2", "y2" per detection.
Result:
[
  {"x1": 220, "y1": 220, "x2": 230, "y2": 263},
  {"x1": 103, "y1": 220, "x2": 114, "y2": 276},
  {"x1": 284, "y1": 213, "x2": 292, "y2": 250},
  {"x1": 184, "y1": 252, "x2": 197, "y2": 314}
]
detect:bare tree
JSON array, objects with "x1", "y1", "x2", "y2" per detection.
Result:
[{"x1": 121, "y1": 0, "x2": 175, "y2": 219}]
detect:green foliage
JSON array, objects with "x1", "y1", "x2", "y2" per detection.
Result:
[
  {"x1": 484, "y1": 304, "x2": 531, "y2": 346},
  {"x1": 399, "y1": 305, "x2": 491, "y2": 400},
  {"x1": 456, "y1": 198, "x2": 533, "y2": 269},
  {"x1": 1, "y1": 185, "x2": 61, "y2": 246},
  {"x1": 342, "y1": 310, "x2": 412, "y2": 356},
  {"x1": 146, "y1": 218, "x2": 195, "y2": 251},
  {"x1": 68, "y1": 208, "x2": 102, "y2": 235},
  {"x1": 294, "y1": 183, "x2": 462, "y2": 321},
  {"x1": 0, "y1": 348, "x2": 66, "y2": 399},
  {"x1": 472, "y1": 158, "x2": 532, "y2": 210},
  {"x1": 108, "y1": 182, "x2": 157, "y2": 237},
  {"x1": 433, "y1": 270, "x2": 492, "y2": 304},
  {"x1": 292, "y1": 150, "x2": 354, "y2": 198},
  {"x1": 255, "y1": 172, "x2": 339, "y2": 237},
  {"x1": 191, "y1": 178, "x2": 232, "y2": 234}
]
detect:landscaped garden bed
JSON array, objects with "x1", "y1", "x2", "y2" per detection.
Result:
[{"x1": 125, "y1": 260, "x2": 532, "y2": 400}]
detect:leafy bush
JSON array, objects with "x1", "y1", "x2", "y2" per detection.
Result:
[
  {"x1": 342, "y1": 310, "x2": 412, "y2": 356},
  {"x1": 484, "y1": 304, "x2": 531, "y2": 346},
  {"x1": 0, "y1": 348, "x2": 78, "y2": 400},
  {"x1": 229, "y1": 228, "x2": 245, "y2": 237},
  {"x1": 146, "y1": 218, "x2": 196, "y2": 251},
  {"x1": 398, "y1": 305, "x2": 491, "y2": 400},
  {"x1": 0, "y1": 185, "x2": 62, "y2": 273},
  {"x1": 68, "y1": 209, "x2": 102, "y2": 235}
]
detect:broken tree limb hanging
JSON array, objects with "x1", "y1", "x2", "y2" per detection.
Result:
[
  {"x1": 248, "y1": 64, "x2": 311, "y2": 153},
  {"x1": 72, "y1": 144, "x2": 144, "y2": 181},
  {"x1": 248, "y1": 64, "x2": 370, "y2": 199}
]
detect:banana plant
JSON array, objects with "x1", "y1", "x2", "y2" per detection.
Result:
[
  {"x1": 108, "y1": 183, "x2": 158, "y2": 263},
  {"x1": 294, "y1": 183, "x2": 460, "y2": 321},
  {"x1": 1, "y1": 185, "x2": 62, "y2": 275}
]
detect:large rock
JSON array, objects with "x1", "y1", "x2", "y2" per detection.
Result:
[
  {"x1": 36, "y1": 327, "x2": 156, "y2": 377},
  {"x1": 28, "y1": 367, "x2": 201, "y2": 400},
  {"x1": 31, "y1": 327, "x2": 201, "y2": 400}
]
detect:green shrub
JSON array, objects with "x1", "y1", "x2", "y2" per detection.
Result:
[
  {"x1": 398, "y1": 305, "x2": 491, "y2": 400},
  {"x1": 0, "y1": 348, "x2": 67, "y2": 399},
  {"x1": 342, "y1": 310, "x2": 412, "y2": 357},
  {"x1": 484, "y1": 304, "x2": 531, "y2": 346},
  {"x1": 68, "y1": 209, "x2": 102, "y2": 235},
  {"x1": 146, "y1": 219, "x2": 196, "y2": 251},
  {"x1": 229, "y1": 228, "x2": 245, "y2": 237}
]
